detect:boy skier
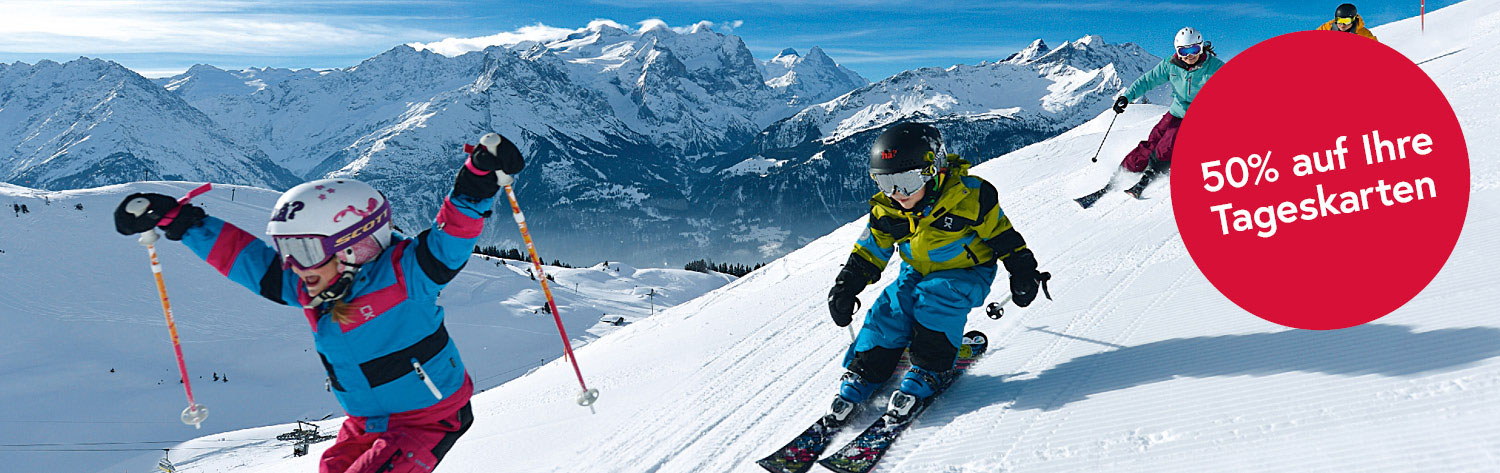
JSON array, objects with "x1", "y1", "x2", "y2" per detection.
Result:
[
  {"x1": 826, "y1": 122, "x2": 1048, "y2": 421},
  {"x1": 1317, "y1": 3, "x2": 1379, "y2": 41}
]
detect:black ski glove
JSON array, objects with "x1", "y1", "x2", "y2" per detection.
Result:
[
  {"x1": 1113, "y1": 96, "x2": 1129, "y2": 114},
  {"x1": 1003, "y1": 249, "x2": 1048, "y2": 307},
  {"x1": 469, "y1": 133, "x2": 524, "y2": 175},
  {"x1": 828, "y1": 254, "x2": 881, "y2": 327},
  {"x1": 454, "y1": 133, "x2": 524, "y2": 200},
  {"x1": 114, "y1": 193, "x2": 207, "y2": 240}
]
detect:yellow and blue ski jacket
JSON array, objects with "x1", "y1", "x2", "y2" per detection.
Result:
[{"x1": 851, "y1": 157, "x2": 1028, "y2": 277}]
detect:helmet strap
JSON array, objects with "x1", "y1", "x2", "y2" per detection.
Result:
[{"x1": 302, "y1": 262, "x2": 362, "y2": 308}]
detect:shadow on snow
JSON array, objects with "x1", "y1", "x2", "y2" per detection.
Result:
[{"x1": 947, "y1": 323, "x2": 1500, "y2": 413}]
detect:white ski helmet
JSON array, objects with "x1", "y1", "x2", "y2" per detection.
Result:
[
  {"x1": 267, "y1": 178, "x2": 392, "y2": 270},
  {"x1": 1174, "y1": 27, "x2": 1204, "y2": 49}
]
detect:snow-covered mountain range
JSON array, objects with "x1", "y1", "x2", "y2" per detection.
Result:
[
  {"x1": 0, "y1": 60, "x2": 298, "y2": 190},
  {"x1": 1, "y1": 20, "x2": 1160, "y2": 266}
]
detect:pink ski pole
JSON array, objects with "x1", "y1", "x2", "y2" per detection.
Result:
[
  {"x1": 129, "y1": 183, "x2": 213, "y2": 428},
  {"x1": 469, "y1": 136, "x2": 599, "y2": 409}
]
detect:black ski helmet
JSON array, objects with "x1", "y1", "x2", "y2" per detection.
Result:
[
  {"x1": 869, "y1": 122, "x2": 947, "y2": 175},
  {"x1": 1335, "y1": 3, "x2": 1357, "y2": 19}
]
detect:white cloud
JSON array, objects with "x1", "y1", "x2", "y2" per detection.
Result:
[
  {"x1": 0, "y1": 0, "x2": 444, "y2": 55},
  {"x1": 410, "y1": 18, "x2": 747, "y2": 57},
  {"x1": 407, "y1": 23, "x2": 577, "y2": 56}
]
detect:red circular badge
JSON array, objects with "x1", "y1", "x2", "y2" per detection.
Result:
[{"x1": 1172, "y1": 31, "x2": 1469, "y2": 330}]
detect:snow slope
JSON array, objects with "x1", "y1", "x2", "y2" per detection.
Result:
[
  {"x1": 0, "y1": 182, "x2": 730, "y2": 473},
  {"x1": 99, "y1": 1, "x2": 1500, "y2": 471}
]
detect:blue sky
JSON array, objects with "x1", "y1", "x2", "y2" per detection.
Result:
[{"x1": 0, "y1": 1, "x2": 1459, "y2": 80}]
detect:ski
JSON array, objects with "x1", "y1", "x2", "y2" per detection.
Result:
[
  {"x1": 1074, "y1": 185, "x2": 1112, "y2": 208},
  {"x1": 816, "y1": 331, "x2": 989, "y2": 473},
  {"x1": 755, "y1": 354, "x2": 913, "y2": 473}
]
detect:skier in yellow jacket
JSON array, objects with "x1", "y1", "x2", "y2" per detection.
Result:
[
  {"x1": 1317, "y1": 3, "x2": 1379, "y2": 41},
  {"x1": 825, "y1": 122, "x2": 1049, "y2": 422}
]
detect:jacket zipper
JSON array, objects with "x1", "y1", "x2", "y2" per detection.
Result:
[{"x1": 411, "y1": 358, "x2": 443, "y2": 400}]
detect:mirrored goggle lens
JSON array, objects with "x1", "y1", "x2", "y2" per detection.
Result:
[
  {"x1": 1335, "y1": 17, "x2": 1354, "y2": 25},
  {"x1": 871, "y1": 170, "x2": 928, "y2": 196},
  {"x1": 1176, "y1": 44, "x2": 1202, "y2": 56},
  {"x1": 274, "y1": 236, "x2": 331, "y2": 270}
]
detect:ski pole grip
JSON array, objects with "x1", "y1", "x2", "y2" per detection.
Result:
[{"x1": 139, "y1": 228, "x2": 161, "y2": 246}]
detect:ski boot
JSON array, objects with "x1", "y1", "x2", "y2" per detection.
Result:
[
  {"x1": 825, "y1": 371, "x2": 878, "y2": 424},
  {"x1": 1124, "y1": 153, "x2": 1170, "y2": 199},
  {"x1": 886, "y1": 365, "x2": 943, "y2": 422}
]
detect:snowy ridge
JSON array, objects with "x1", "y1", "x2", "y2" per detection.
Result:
[
  {"x1": 0, "y1": 181, "x2": 731, "y2": 473},
  {"x1": 786, "y1": 34, "x2": 1158, "y2": 144},
  {"x1": 154, "y1": 65, "x2": 321, "y2": 99},
  {"x1": 174, "y1": 1, "x2": 1500, "y2": 471},
  {"x1": 762, "y1": 47, "x2": 870, "y2": 107},
  {"x1": 0, "y1": 59, "x2": 298, "y2": 190},
  {"x1": 696, "y1": 35, "x2": 1164, "y2": 264}
]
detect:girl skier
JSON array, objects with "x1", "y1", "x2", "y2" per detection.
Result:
[
  {"x1": 113, "y1": 133, "x2": 525, "y2": 473},
  {"x1": 1112, "y1": 27, "x2": 1226, "y2": 197},
  {"x1": 825, "y1": 122, "x2": 1047, "y2": 421}
]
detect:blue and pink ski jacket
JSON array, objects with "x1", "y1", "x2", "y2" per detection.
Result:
[{"x1": 177, "y1": 192, "x2": 492, "y2": 421}]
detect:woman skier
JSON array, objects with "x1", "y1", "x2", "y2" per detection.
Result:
[
  {"x1": 113, "y1": 133, "x2": 525, "y2": 473},
  {"x1": 1111, "y1": 27, "x2": 1226, "y2": 198},
  {"x1": 825, "y1": 122, "x2": 1048, "y2": 422}
]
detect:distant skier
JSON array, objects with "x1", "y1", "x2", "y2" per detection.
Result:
[
  {"x1": 1107, "y1": 27, "x2": 1225, "y2": 200},
  {"x1": 1317, "y1": 3, "x2": 1378, "y2": 41},
  {"x1": 114, "y1": 132, "x2": 526, "y2": 473},
  {"x1": 826, "y1": 122, "x2": 1048, "y2": 422}
]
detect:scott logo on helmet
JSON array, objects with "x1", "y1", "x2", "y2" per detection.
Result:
[{"x1": 335, "y1": 211, "x2": 389, "y2": 246}]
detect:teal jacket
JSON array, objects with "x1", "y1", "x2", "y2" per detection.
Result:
[{"x1": 1122, "y1": 54, "x2": 1225, "y2": 119}]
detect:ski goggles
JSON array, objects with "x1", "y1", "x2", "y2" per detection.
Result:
[
  {"x1": 871, "y1": 168, "x2": 931, "y2": 197},
  {"x1": 273, "y1": 202, "x2": 391, "y2": 270},
  {"x1": 1334, "y1": 17, "x2": 1355, "y2": 25},
  {"x1": 1175, "y1": 43, "x2": 1203, "y2": 57}
]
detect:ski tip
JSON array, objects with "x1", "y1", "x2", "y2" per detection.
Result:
[
  {"x1": 753, "y1": 459, "x2": 800, "y2": 473},
  {"x1": 962, "y1": 330, "x2": 987, "y2": 345}
]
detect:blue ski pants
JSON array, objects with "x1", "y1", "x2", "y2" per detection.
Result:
[{"x1": 843, "y1": 262, "x2": 996, "y2": 378}]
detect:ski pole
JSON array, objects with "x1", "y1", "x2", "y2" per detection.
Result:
[
  {"x1": 480, "y1": 138, "x2": 599, "y2": 409},
  {"x1": 133, "y1": 183, "x2": 214, "y2": 428},
  {"x1": 1090, "y1": 112, "x2": 1120, "y2": 163},
  {"x1": 846, "y1": 298, "x2": 862, "y2": 342},
  {"x1": 140, "y1": 230, "x2": 208, "y2": 428},
  {"x1": 985, "y1": 294, "x2": 1013, "y2": 320}
]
